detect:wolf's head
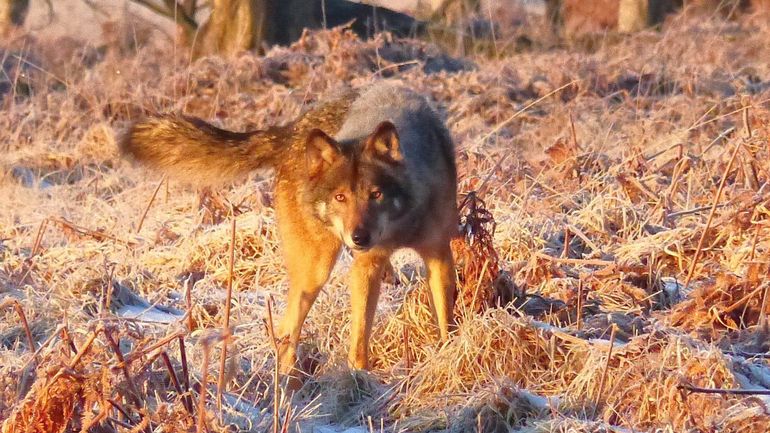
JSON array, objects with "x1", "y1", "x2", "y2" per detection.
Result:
[{"x1": 304, "y1": 121, "x2": 411, "y2": 251}]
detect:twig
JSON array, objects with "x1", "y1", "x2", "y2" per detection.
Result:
[
  {"x1": 197, "y1": 336, "x2": 215, "y2": 433},
  {"x1": 60, "y1": 326, "x2": 78, "y2": 354},
  {"x1": 698, "y1": 126, "x2": 736, "y2": 158},
  {"x1": 535, "y1": 252, "x2": 615, "y2": 267},
  {"x1": 11, "y1": 301, "x2": 35, "y2": 354},
  {"x1": 687, "y1": 98, "x2": 770, "y2": 133},
  {"x1": 47, "y1": 327, "x2": 100, "y2": 388},
  {"x1": 280, "y1": 403, "x2": 293, "y2": 433},
  {"x1": 160, "y1": 352, "x2": 185, "y2": 404},
  {"x1": 108, "y1": 398, "x2": 138, "y2": 425},
  {"x1": 667, "y1": 203, "x2": 728, "y2": 219},
  {"x1": 594, "y1": 324, "x2": 617, "y2": 415},
  {"x1": 105, "y1": 328, "x2": 144, "y2": 409},
  {"x1": 576, "y1": 280, "x2": 584, "y2": 331},
  {"x1": 217, "y1": 213, "x2": 237, "y2": 412},
  {"x1": 179, "y1": 336, "x2": 195, "y2": 416},
  {"x1": 742, "y1": 102, "x2": 753, "y2": 140},
  {"x1": 565, "y1": 224, "x2": 601, "y2": 253},
  {"x1": 9, "y1": 54, "x2": 68, "y2": 87},
  {"x1": 50, "y1": 217, "x2": 135, "y2": 246},
  {"x1": 475, "y1": 81, "x2": 578, "y2": 195},
  {"x1": 136, "y1": 176, "x2": 166, "y2": 233},
  {"x1": 679, "y1": 383, "x2": 770, "y2": 396},
  {"x1": 137, "y1": 350, "x2": 166, "y2": 378},
  {"x1": 681, "y1": 134, "x2": 744, "y2": 292},
  {"x1": 186, "y1": 276, "x2": 194, "y2": 332},
  {"x1": 646, "y1": 126, "x2": 734, "y2": 162},
  {"x1": 161, "y1": 352, "x2": 195, "y2": 416},
  {"x1": 68, "y1": 328, "x2": 99, "y2": 369},
  {"x1": 721, "y1": 285, "x2": 764, "y2": 315},
  {"x1": 102, "y1": 266, "x2": 116, "y2": 318},
  {"x1": 617, "y1": 173, "x2": 660, "y2": 203},
  {"x1": 124, "y1": 330, "x2": 186, "y2": 363},
  {"x1": 30, "y1": 218, "x2": 49, "y2": 258},
  {"x1": 371, "y1": 60, "x2": 422, "y2": 77},
  {"x1": 569, "y1": 110, "x2": 580, "y2": 151}
]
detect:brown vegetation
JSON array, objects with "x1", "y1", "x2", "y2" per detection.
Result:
[{"x1": 1, "y1": 7, "x2": 770, "y2": 433}]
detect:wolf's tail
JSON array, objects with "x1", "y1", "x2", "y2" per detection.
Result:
[{"x1": 119, "y1": 114, "x2": 288, "y2": 183}]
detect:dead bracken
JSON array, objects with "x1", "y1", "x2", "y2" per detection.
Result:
[{"x1": 1, "y1": 10, "x2": 770, "y2": 433}]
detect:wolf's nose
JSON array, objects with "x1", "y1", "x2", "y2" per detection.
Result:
[{"x1": 351, "y1": 228, "x2": 371, "y2": 247}]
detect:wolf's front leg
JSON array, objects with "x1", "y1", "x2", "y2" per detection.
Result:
[
  {"x1": 276, "y1": 226, "x2": 340, "y2": 388},
  {"x1": 348, "y1": 250, "x2": 391, "y2": 370},
  {"x1": 419, "y1": 240, "x2": 457, "y2": 341}
]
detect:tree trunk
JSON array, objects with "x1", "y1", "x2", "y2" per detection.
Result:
[
  {"x1": 561, "y1": 0, "x2": 619, "y2": 40},
  {"x1": 193, "y1": 0, "x2": 271, "y2": 59},
  {"x1": 545, "y1": 0, "x2": 563, "y2": 32},
  {"x1": 170, "y1": 0, "x2": 421, "y2": 59},
  {"x1": 618, "y1": 0, "x2": 648, "y2": 32},
  {"x1": 0, "y1": 0, "x2": 28, "y2": 36}
]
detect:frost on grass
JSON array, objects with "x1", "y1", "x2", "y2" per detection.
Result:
[{"x1": 2, "y1": 11, "x2": 770, "y2": 433}]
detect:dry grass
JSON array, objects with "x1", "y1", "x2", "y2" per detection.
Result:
[{"x1": 2, "y1": 8, "x2": 770, "y2": 433}]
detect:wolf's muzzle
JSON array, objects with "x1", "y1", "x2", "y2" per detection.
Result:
[{"x1": 351, "y1": 227, "x2": 372, "y2": 248}]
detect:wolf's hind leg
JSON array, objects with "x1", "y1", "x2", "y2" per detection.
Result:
[
  {"x1": 348, "y1": 250, "x2": 391, "y2": 370},
  {"x1": 419, "y1": 241, "x2": 457, "y2": 341}
]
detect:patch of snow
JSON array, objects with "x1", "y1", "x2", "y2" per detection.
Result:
[
  {"x1": 116, "y1": 304, "x2": 184, "y2": 324},
  {"x1": 660, "y1": 277, "x2": 687, "y2": 304}
]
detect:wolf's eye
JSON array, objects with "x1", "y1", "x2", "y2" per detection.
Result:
[
  {"x1": 370, "y1": 190, "x2": 382, "y2": 200},
  {"x1": 334, "y1": 193, "x2": 346, "y2": 202}
]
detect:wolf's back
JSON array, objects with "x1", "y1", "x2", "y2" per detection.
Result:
[
  {"x1": 336, "y1": 83, "x2": 456, "y2": 182},
  {"x1": 120, "y1": 114, "x2": 288, "y2": 183}
]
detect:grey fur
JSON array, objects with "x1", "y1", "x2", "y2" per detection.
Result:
[{"x1": 335, "y1": 82, "x2": 456, "y2": 213}]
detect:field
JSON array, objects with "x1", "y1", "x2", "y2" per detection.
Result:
[{"x1": 2, "y1": 6, "x2": 770, "y2": 433}]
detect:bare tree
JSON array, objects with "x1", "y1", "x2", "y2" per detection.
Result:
[
  {"x1": 129, "y1": 0, "x2": 200, "y2": 45},
  {"x1": 191, "y1": 0, "x2": 269, "y2": 58},
  {"x1": 0, "y1": 0, "x2": 29, "y2": 36},
  {"x1": 131, "y1": 0, "x2": 420, "y2": 59},
  {"x1": 130, "y1": 0, "x2": 318, "y2": 58},
  {"x1": 618, "y1": 0, "x2": 648, "y2": 32}
]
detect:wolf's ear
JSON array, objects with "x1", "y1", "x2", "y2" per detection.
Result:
[
  {"x1": 306, "y1": 128, "x2": 341, "y2": 176},
  {"x1": 365, "y1": 121, "x2": 402, "y2": 164}
]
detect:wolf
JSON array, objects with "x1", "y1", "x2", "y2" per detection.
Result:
[{"x1": 120, "y1": 82, "x2": 458, "y2": 385}]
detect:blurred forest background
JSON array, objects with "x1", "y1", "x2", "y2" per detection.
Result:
[{"x1": 3, "y1": 0, "x2": 768, "y2": 61}]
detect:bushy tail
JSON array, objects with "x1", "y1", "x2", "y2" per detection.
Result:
[{"x1": 119, "y1": 114, "x2": 288, "y2": 183}]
